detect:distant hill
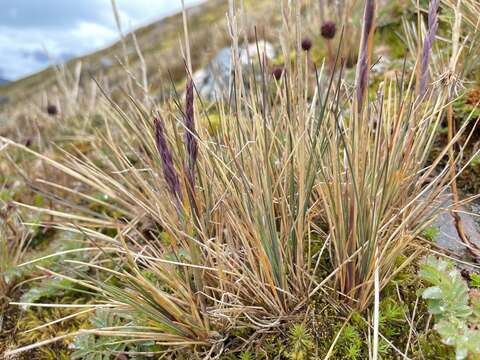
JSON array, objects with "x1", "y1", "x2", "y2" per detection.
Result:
[
  {"x1": 0, "y1": 78, "x2": 9, "y2": 86},
  {"x1": 0, "y1": 0, "x2": 275, "y2": 106}
]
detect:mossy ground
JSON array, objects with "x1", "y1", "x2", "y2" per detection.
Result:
[
  {"x1": 0, "y1": 240, "x2": 457, "y2": 359},
  {"x1": 1, "y1": 0, "x2": 479, "y2": 359}
]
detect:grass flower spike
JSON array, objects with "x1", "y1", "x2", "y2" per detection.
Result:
[
  {"x1": 419, "y1": 0, "x2": 440, "y2": 96},
  {"x1": 154, "y1": 115, "x2": 182, "y2": 204}
]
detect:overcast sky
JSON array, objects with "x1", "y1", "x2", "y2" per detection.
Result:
[{"x1": 0, "y1": 0, "x2": 204, "y2": 81}]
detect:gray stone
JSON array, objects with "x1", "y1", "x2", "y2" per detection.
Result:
[
  {"x1": 0, "y1": 95, "x2": 9, "y2": 106},
  {"x1": 372, "y1": 55, "x2": 390, "y2": 74},
  {"x1": 99, "y1": 57, "x2": 114, "y2": 67},
  {"x1": 192, "y1": 41, "x2": 275, "y2": 102},
  {"x1": 431, "y1": 193, "x2": 480, "y2": 267}
]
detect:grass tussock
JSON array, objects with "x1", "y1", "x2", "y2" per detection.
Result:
[{"x1": 0, "y1": 0, "x2": 479, "y2": 358}]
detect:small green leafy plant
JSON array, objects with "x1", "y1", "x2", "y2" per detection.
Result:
[
  {"x1": 285, "y1": 324, "x2": 315, "y2": 360},
  {"x1": 470, "y1": 274, "x2": 480, "y2": 288},
  {"x1": 419, "y1": 256, "x2": 480, "y2": 359},
  {"x1": 72, "y1": 309, "x2": 163, "y2": 359},
  {"x1": 336, "y1": 323, "x2": 363, "y2": 359},
  {"x1": 72, "y1": 310, "x2": 127, "y2": 360},
  {"x1": 422, "y1": 226, "x2": 440, "y2": 242}
]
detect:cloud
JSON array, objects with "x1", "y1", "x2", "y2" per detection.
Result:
[
  {"x1": 0, "y1": 0, "x2": 204, "y2": 80},
  {"x1": 0, "y1": 22, "x2": 118, "y2": 79},
  {"x1": 0, "y1": 0, "x2": 112, "y2": 29}
]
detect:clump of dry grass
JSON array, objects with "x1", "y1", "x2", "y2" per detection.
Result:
[
  {"x1": 315, "y1": 61, "x2": 466, "y2": 311},
  {"x1": 405, "y1": 0, "x2": 480, "y2": 260},
  {"x1": 316, "y1": 0, "x2": 471, "y2": 312},
  {"x1": 0, "y1": 0, "x2": 477, "y2": 358},
  {"x1": 0, "y1": 199, "x2": 31, "y2": 303},
  {"x1": 2, "y1": 35, "x2": 323, "y2": 359}
]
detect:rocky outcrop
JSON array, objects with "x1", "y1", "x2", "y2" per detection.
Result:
[
  {"x1": 192, "y1": 40, "x2": 275, "y2": 102},
  {"x1": 431, "y1": 194, "x2": 480, "y2": 268}
]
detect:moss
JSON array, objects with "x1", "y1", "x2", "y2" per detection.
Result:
[
  {"x1": 322, "y1": 256, "x2": 456, "y2": 359},
  {"x1": 285, "y1": 323, "x2": 315, "y2": 360},
  {"x1": 415, "y1": 332, "x2": 456, "y2": 359},
  {"x1": 0, "y1": 189, "x2": 12, "y2": 202},
  {"x1": 310, "y1": 42, "x2": 328, "y2": 67},
  {"x1": 472, "y1": 154, "x2": 480, "y2": 169},
  {"x1": 453, "y1": 93, "x2": 480, "y2": 123},
  {"x1": 271, "y1": 49, "x2": 297, "y2": 67},
  {"x1": 422, "y1": 226, "x2": 440, "y2": 242},
  {"x1": 375, "y1": 25, "x2": 405, "y2": 60},
  {"x1": 15, "y1": 303, "x2": 91, "y2": 358},
  {"x1": 202, "y1": 112, "x2": 222, "y2": 135},
  {"x1": 470, "y1": 274, "x2": 480, "y2": 288},
  {"x1": 334, "y1": 323, "x2": 363, "y2": 359},
  {"x1": 29, "y1": 223, "x2": 57, "y2": 248},
  {"x1": 9, "y1": 236, "x2": 98, "y2": 358}
]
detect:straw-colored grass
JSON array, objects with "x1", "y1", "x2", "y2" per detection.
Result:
[{"x1": 0, "y1": 0, "x2": 478, "y2": 358}]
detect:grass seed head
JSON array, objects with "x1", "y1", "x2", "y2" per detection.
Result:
[
  {"x1": 184, "y1": 79, "x2": 198, "y2": 173},
  {"x1": 46, "y1": 104, "x2": 58, "y2": 116},
  {"x1": 301, "y1": 37, "x2": 313, "y2": 51},
  {"x1": 154, "y1": 116, "x2": 182, "y2": 203},
  {"x1": 321, "y1": 21, "x2": 337, "y2": 40},
  {"x1": 272, "y1": 66, "x2": 284, "y2": 80},
  {"x1": 419, "y1": 0, "x2": 440, "y2": 96}
]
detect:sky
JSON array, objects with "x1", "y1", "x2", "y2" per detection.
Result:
[{"x1": 0, "y1": 0, "x2": 204, "y2": 81}]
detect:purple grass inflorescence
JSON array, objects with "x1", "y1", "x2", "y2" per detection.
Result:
[
  {"x1": 355, "y1": 0, "x2": 375, "y2": 113},
  {"x1": 419, "y1": 0, "x2": 440, "y2": 97},
  {"x1": 184, "y1": 79, "x2": 198, "y2": 185},
  {"x1": 154, "y1": 116, "x2": 182, "y2": 202}
]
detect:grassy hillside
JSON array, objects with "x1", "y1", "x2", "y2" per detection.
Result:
[{"x1": 0, "y1": 0, "x2": 279, "y2": 107}]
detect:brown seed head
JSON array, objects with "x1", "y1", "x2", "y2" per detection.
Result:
[
  {"x1": 321, "y1": 21, "x2": 337, "y2": 40},
  {"x1": 47, "y1": 104, "x2": 58, "y2": 116},
  {"x1": 301, "y1": 37, "x2": 313, "y2": 51},
  {"x1": 272, "y1": 66, "x2": 284, "y2": 80}
]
